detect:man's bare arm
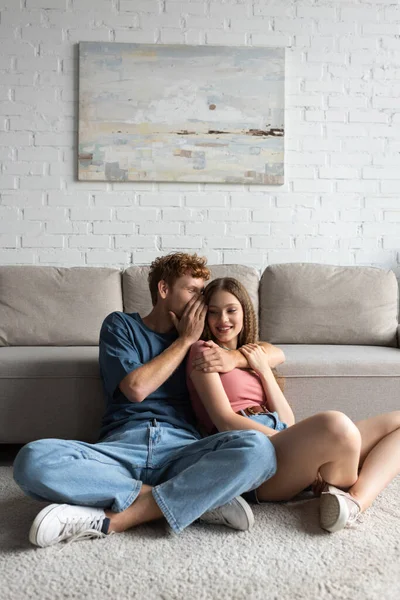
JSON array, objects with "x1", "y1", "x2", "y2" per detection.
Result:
[
  {"x1": 120, "y1": 297, "x2": 207, "y2": 402},
  {"x1": 192, "y1": 340, "x2": 285, "y2": 374}
]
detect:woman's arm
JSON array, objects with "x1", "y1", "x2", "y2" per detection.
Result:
[
  {"x1": 189, "y1": 369, "x2": 278, "y2": 437},
  {"x1": 240, "y1": 344, "x2": 295, "y2": 426}
]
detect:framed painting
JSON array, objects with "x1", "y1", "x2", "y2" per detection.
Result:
[{"x1": 78, "y1": 42, "x2": 285, "y2": 184}]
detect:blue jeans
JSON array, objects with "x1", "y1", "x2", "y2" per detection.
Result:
[{"x1": 13, "y1": 419, "x2": 277, "y2": 533}]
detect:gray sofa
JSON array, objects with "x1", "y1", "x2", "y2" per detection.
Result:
[{"x1": 0, "y1": 263, "x2": 399, "y2": 444}]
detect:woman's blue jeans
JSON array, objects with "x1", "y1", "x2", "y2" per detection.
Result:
[{"x1": 13, "y1": 419, "x2": 277, "y2": 533}]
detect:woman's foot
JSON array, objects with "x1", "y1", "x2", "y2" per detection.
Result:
[{"x1": 319, "y1": 484, "x2": 361, "y2": 533}]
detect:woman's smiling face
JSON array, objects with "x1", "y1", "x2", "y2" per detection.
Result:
[{"x1": 207, "y1": 289, "x2": 244, "y2": 350}]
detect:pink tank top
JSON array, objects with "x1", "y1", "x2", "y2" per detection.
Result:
[{"x1": 186, "y1": 340, "x2": 267, "y2": 434}]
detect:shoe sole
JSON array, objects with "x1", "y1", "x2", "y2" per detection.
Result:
[
  {"x1": 320, "y1": 492, "x2": 349, "y2": 533},
  {"x1": 29, "y1": 503, "x2": 63, "y2": 547},
  {"x1": 234, "y1": 496, "x2": 255, "y2": 531}
]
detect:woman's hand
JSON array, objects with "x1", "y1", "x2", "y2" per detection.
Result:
[{"x1": 239, "y1": 343, "x2": 271, "y2": 376}]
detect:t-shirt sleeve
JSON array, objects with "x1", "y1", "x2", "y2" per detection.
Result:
[{"x1": 99, "y1": 312, "x2": 143, "y2": 398}]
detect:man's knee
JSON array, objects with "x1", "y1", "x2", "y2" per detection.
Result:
[
  {"x1": 13, "y1": 439, "x2": 61, "y2": 490},
  {"x1": 239, "y1": 430, "x2": 277, "y2": 479}
]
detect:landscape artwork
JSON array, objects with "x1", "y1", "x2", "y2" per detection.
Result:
[{"x1": 78, "y1": 42, "x2": 285, "y2": 184}]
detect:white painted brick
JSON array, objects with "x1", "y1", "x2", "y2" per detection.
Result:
[
  {"x1": 141, "y1": 13, "x2": 183, "y2": 28},
  {"x1": 133, "y1": 250, "x2": 166, "y2": 265},
  {"x1": 363, "y1": 24, "x2": 400, "y2": 36},
  {"x1": 24, "y1": 207, "x2": 67, "y2": 220},
  {"x1": 309, "y1": 36, "x2": 336, "y2": 52},
  {"x1": 113, "y1": 30, "x2": 156, "y2": 43},
  {"x1": 0, "y1": 220, "x2": 42, "y2": 234},
  {"x1": 22, "y1": 234, "x2": 64, "y2": 248},
  {"x1": 68, "y1": 29, "x2": 111, "y2": 42},
  {"x1": 341, "y1": 7, "x2": 380, "y2": 22},
  {"x1": 36, "y1": 249, "x2": 85, "y2": 265},
  {"x1": 296, "y1": 236, "x2": 336, "y2": 250},
  {"x1": 305, "y1": 110, "x2": 346, "y2": 123},
  {"x1": 222, "y1": 251, "x2": 264, "y2": 267},
  {"x1": 86, "y1": 251, "x2": 130, "y2": 264},
  {"x1": 342, "y1": 138, "x2": 385, "y2": 153},
  {"x1": 274, "y1": 18, "x2": 315, "y2": 34},
  {"x1": 325, "y1": 123, "x2": 368, "y2": 137},
  {"x1": 320, "y1": 167, "x2": 359, "y2": 179},
  {"x1": 0, "y1": 234, "x2": 18, "y2": 248},
  {"x1": 229, "y1": 222, "x2": 268, "y2": 235},
  {"x1": 384, "y1": 7, "x2": 400, "y2": 21},
  {"x1": 47, "y1": 222, "x2": 89, "y2": 234},
  {"x1": 276, "y1": 195, "x2": 318, "y2": 208},
  {"x1": 93, "y1": 222, "x2": 134, "y2": 235},
  {"x1": 120, "y1": 0, "x2": 157, "y2": 11},
  {"x1": 349, "y1": 110, "x2": 389, "y2": 124},
  {"x1": 117, "y1": 208, "x2": 158, "y2": 221},
  {"x1": 208, "y1": 209, "x2": 248, "y2": 222},
  {"x1": 186, "y1": 222, "x2": 225, "y2": 235},
  {"x1": 0, "y1": 132, "x2": 32, "y2": 146},
  {"x1": 159, "y1": 30, "x2": 185, "y2": 43},
  {"x1": 116, "y1": 234, "x2": 157, "y2": 249},
  {"x1": 306, "y1": 52, "x2": 346, "y2": 65},
  {"x1": 161, "y1": 235, "x2": 202, "y2": 249},
  {"x1": 364, "y1": 222, "x2": 400, "y2": 236},
  {"x1": 48, "y1": 192, "x2": 90, "y2": 206},
  {"x1": 319, "y1": 222, "x2": 359, "y2": 236},
  {"x1": 251, "y1": 33, "x2": 291, "y2": 46},
  {"x1": 94, "y1": 194, "x2": 134, "y2": 207},
  {"x1": 381, "y1": 181, "x2": 400, "y2": 193},
  {"x1": 302, "y1": 138, "x2": 341, "y2": 152},
  {"x1": 26, "y1": 0, "x2": 66, "y2": 6},
  {"x1": 363, "y1": 167, "x2": 400, "y2": 180},
  {"x1": 2, "y1": 41, "x2": 36, "y2": 56},
  {"x1": 70, "y1": 208, "x2": 112, "y2": 221},
  {"x1": 373, "y1": 155, "x2": 400, "y2": 166},
  {"x1": 72, "y1": 0, "x2": 114, "y2": 10},
  {"x1": 339, "y1": 238, "x2": 378, "y2": 250},
  {"x1": 373, "y1": 67, "x2": 400, "y2": 81},
  {"x1": 305, "y1": 80, "x2": 345, "y2": 94},
  {"x1": 287, "y1": 151, "x2": 327, "y2": 165},
  {"x1": 210, "y1": 4, "x2": 248, "y2": 18},
  {"x1": 205, "y1": 31, "x2": 247, "y2": 45},
  {"x1": 140, "y1": 193, "x2": 182, "y2": 207},
  {"x1": 297, "y1": 6, "x2": 336, "y2": 20},
  {"x1": 355, "y1": 251, "x2": 396, "y2": 267},
  {"x1": 185, "y1": 194, "x2": 227, "y2": 207},
  {"x1": 140, "y1": 222, "x2": 181, "y2": 234},
  {"x1": 293, "y1": 180, "x2": 333, "y2": 193},
  {"x1": 69, "y1": 235, "x2": 110, "y2": 249},
  {"x1": 100, "y1": 15, "x2": 140, "y2": 29},
  {"x1": 337, "y1": 180, "x2": 379, "y2": 193},
  {"x1": 19, "y1": 176, "x2": 60, "y2": 189},
  {"x1": 328, "y1": 95, "x2": 367, "y2": 108},
  {"x1": 365, "y1": 197, "x2": 400, "y2": 209},
  {"x1": 287, "y1": 166, "x2": 317, "y2": 180},
  {"x1": 253, "y1": 3, "x2": 295, "y2": 18},
  {"x1": 288, "y1": 122, "x2": 323, "y2": 136},
  {"x1": 383, "y1": 237, "x2": 400, "y2": 250},
  {"x1": 267, "y1": 250, "x2": 310, "y2": 263},
  {"x1": 253, "y1": 208, "x2": 293, "y2": 221},
  {"x1": 229, "y1": 17, "x2": 271, "y2": 33},
  {"x1": 330, "y1": 153, "x2": 371, "y2": 166},
  {"x1": 384, "y1": 211, "x2": 400, "y2": 222},
  {"x1": 163, "y1": 209, "x2": 199, "y2": 221},
  {"x1": 372, "y1": 96, "x2": 399, "y2": 109},
  {"x1": 1, "y1": 192, "x2": 44, "y2": 207},
  {"x1": 0, "y1": 175, "x2": 16, "y2": 189},
  {"x1": 0, "y1": 250, "x2": 35, "y2": 264},
  {"x1": 318, "y1": 20, "x2": 356, "y2": 35},
  {"x1": 339, "y1": 35, "x2": 379, "y2": 51},
  {"x1": 230, "y1": 194, "x2": 272, "y2": 209},
  {"x1": 340, "y1": 209, "x2": 377, "y2": 222},
  {"x1": 206, "y1": 236, "x2": 246, "y2": 249}
]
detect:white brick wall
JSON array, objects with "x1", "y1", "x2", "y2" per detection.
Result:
[{"x1": 0, "y1": 0, "x2": 400, "y2": 275}]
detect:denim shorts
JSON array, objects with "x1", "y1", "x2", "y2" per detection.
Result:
[{"x1": 241, "y1": 412, "x2": 288, "y2": 504}]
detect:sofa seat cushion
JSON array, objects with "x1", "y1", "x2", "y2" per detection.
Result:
[
  {"x1": 260, "y1": 263, "x2": 399, "y2": 346},
  {"x1": 275, "y1": 344, "x2": 400, "y2": 422},
  {"x1": 0, "y1": 266, "x2": 123, "y2": 346},
  {"x1": 0, "y1": 347, "x2": 104, "y2": 443}
]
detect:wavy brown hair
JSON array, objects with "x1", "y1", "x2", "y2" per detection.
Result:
[
  {"x1": 202, "y1": 277, "x2": 285, "y2": 392},
  {"x1": 148, "y1": 252, "x2": 210, "y2": 306}
]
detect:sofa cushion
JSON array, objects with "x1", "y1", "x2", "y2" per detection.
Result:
[
  {"x1": 0, "y1": 266, "x2": 123, "y2": 346},
  {"x1": 275, "y1": 344, "x2": 400, "y2": 422},
  {"x1": 260, "y1": 263, "x2": 399, "y2": 346},
  {"x1": 123, "y1": 264, "x2": 259, "y2": 316}
]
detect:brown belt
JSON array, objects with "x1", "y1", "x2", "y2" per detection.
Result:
[{"x1": 238, "y1": 405, "x2": 270, "y2": 417}]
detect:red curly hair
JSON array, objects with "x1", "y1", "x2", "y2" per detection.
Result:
[{"x1": 148, "y1": 252, "x2": 211, "y2": 306}]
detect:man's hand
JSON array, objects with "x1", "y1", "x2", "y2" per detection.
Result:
[
  {"x1": 169, "y1": 295, "x2": 207, "y2": 345},
  {"x1": 192, "y1": 340, "x2": 238, "y2": 373}
]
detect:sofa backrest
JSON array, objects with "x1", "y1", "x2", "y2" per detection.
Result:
[
  {"x1": 259, "y1": 263, "x2": 399, "y2": 347},
  {"x1": 123, "y1": 264, "x2": 260, "y2": 318},
  {"x1": 0, "y1": 266, "x2": 123, "y2": 346}
]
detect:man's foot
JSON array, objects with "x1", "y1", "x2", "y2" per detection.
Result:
[
  {"x1": 29, "y1": 503, "x2": 110, "y2": 547},
  {"x1": 198, "y1": 496, "x2": 254, "y2": 531},
  {"x1": 320, "y1": 484, "x2": 361, "y2": 533}
]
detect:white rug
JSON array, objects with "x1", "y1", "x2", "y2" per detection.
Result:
[{"x1": 1, "y1": 466, "x2": 399, "y2": 600}]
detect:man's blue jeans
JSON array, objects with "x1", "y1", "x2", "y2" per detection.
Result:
[{"x1": 13, "y1": 420, "x2": 277, "y2": 534}]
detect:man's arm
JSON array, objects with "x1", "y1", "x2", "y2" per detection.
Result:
[
  {"x1": 192, "y1": 340, "x2": 285, "y2": 374},
  {"x1": 120, "y1": 296, "x2": 207, "y2": 402}
]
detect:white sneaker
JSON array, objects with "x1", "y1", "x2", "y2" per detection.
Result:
[
  {"x1": 29, "y1": 503, "x2": 110, "y2": 547},
  {"x1": 199, "y1": 496, "x2": 255, "y2": 531},
  {"x1": 320, "y1": 485, "x2": 361, "y2": 533}
]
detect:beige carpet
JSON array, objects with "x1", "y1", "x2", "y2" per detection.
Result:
[{"x1": 1, "y1": 464, "x2": 399, "y2": 600}]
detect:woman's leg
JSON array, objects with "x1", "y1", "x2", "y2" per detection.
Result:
[
  {"x1": 347, "y1": 411, "x2": 400, "y2": 511},
  {"x1": 256, "y1": 411, "x2": 361, "y2": 502}
]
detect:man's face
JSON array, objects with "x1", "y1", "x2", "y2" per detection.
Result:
[{"x1": 163, "y1": 274, "x2": 205, "y2": 318}]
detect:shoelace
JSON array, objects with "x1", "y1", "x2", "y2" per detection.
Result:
[
  {"x1": 200, "y1": 508, "x2": 228, "y2": 525},
  {"x1": 56, "y1": 516, "x2": 105, "y2": 544}
]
